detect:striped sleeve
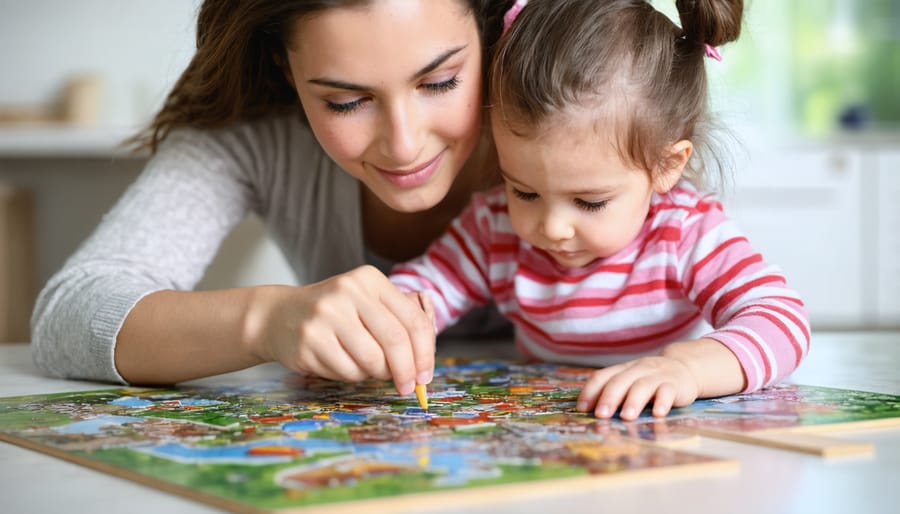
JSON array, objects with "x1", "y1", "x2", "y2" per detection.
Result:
[
  {"x1": 677, "y1": 199, "x2": 810, "y2": 392},
  {"x1": 389, "y1": 194, "x2": 495, "y2": 331}
]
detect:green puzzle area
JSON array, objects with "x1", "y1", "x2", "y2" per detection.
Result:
[{"x1": 1, "y1": 360, "x2": 899, "y2": 512}]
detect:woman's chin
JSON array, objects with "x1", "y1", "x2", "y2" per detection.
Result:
[{"x1": 374, "y1": 182, "x2": 453, "y2": 214}]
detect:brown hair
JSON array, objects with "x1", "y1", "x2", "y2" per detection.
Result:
[
  {"x1": 490, "y1": 0, "x2": 743, "y2": 188},
  {"x1": 129, "y1": 0, "x2": 515, "y2": 154}
]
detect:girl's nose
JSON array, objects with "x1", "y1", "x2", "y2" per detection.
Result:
[
  {"x1": 540, "y1": 210, "x2": 575, "y2": 241},
  {"x1": 380, "y1": 99, "x2": 422, "y2": 165}
]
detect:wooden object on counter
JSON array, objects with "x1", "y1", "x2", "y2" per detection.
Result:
[{"x1": 0, "y1": 74, "x2": 102, "y2": 126}]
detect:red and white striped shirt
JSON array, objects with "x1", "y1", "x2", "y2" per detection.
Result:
[{"x1": 391, "y1": 184, "x2": 810, "y2": 392}]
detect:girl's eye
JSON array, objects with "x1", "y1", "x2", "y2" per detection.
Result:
[
  {"x1": 512, "y1": 188, "x2": 539, "y2": 201},
  {"x1": 325, "y1": 97, "x2": 367, "y2": 115},
  {"x1": 575, "y1": 198, "x2": 609, "y2": 212},
  {"x1": 421, "y1": 76, "x2": 460, "y2": 94}
]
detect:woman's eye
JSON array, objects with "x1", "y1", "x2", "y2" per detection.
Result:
[
  {"x1": 512, "y1": 188, "x2": 539, "y2": 201},
  {"x1": 324, "y1": 76, "x2": 459, "y2": 114},
  {"x1": 421, "y1": 76, "x2": 460, "y2": 94},
  {"x1": 325, "y1": 98, "x2": 366, "y2": 115},
  {"x1": 575, "y1": 198, "x2": 609, "y2": 212}
]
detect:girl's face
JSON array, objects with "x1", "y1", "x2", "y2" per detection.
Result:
[
  {"x1": 287, "y1": 0, "x2": 484, "y2": 213},
  {"x1": 492, "y1": 115, "x2": 685, "y2": 269}
]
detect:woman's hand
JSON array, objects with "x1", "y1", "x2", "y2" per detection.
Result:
[
  {"x1": 575, "y1": 338, "x2": 746, "y2": 420},
  {"x1": 246, "y1": 265, "x2": 435, "y2": 395}
]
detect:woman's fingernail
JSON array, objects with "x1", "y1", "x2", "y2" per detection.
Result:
[
  {"x1": 417, "y1": 370, "x2": 433, "y2": 384},
  {"x1": 399, "y1": 381, "x2": 415, "y2": 396},
  {"x1": 596, "y1": 405, "x2": 610, "y2": 417},
  {"x1": 622, "y1": 407, "x2": 636, "y2": 419},
  {"x1": 576, "y1": 401, "x2": 588, "y2": 411}
]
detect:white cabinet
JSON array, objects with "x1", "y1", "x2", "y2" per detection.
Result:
[
  {"x1": 724, "y1": 147, "x2": 866, "y2": 328},
  {"x1": 875, "y1": 151, "x2": 900, "y2": 324}
]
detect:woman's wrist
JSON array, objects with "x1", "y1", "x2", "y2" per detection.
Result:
[{"x1": 240, "y1": 284, "x2": 291, "y2": 364}]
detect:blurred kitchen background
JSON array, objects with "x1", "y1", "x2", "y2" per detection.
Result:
[{"x1": 0, "y1": 0, "x2": 897, "y2": 342}]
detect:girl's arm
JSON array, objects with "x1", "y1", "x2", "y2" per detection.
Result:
[
  {"x1": 679, "y1": 203, "x2": 811, "y2": 393},
  {"x1": 390, "y1": 192, "x2": 498, "y2": 332},
  {"x1": 577, "y1": 196, "x2": 809, "y2": 420}
]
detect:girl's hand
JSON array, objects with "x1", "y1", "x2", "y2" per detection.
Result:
[
  {"x1": 575, "y1": 339, "x2": 745, "y2": 421},
  {"x1": 575, "y1": 355, "x2": 700, "y2": 421},
  {"x1": 246, "y1": 265, "x2": 435, "y2": 396}
]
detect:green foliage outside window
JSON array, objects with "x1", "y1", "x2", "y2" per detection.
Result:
[
  {"x1": 654, "y1": 0, "x2": 900, "y2": 137},
  {"x1": 789, "y1": 0, "x2": 900, "y2": 135}
]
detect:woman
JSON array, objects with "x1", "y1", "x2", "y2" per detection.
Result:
[{"x1": 31, "y1": 0, "x2": 514, "y2": 394}]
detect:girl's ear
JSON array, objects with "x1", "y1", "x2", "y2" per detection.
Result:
[{"x1": 652, "y1": 140, "x2": 692, "y2": 194}]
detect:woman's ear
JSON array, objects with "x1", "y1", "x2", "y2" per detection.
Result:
[{"x1": 652, "y1": 140, "x2": 692, "y2": 194}]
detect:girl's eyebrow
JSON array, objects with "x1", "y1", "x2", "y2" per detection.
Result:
[{"x1": 307, "y1": 46, "x2": 467, "y2": 91}]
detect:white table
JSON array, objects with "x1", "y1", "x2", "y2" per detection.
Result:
[{"x1": 1, "y1": 332, "x2": 899, "y2": 514}]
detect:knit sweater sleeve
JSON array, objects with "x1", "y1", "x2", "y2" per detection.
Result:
[
  {"x1": 30, "y1": 124, "x2": 264, "y2": 383},
  {"x1": 390, "y1": 193, "x2": 496, "y2": 332},
  {"x1": 676, "y1": 197, "x2": 811, "y2": 392}
]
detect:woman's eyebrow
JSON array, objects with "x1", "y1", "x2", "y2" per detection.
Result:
[
  {"x1": 411, "y1": 45, "x2": 466, "y2": 80},
  {"x1": 307, "y1": 46, "x2": 467, "y2": 91}
]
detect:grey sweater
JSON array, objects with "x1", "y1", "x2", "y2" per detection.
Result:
[{"x1": 31, "y1": 114, "x2": 367, "y2": 383}]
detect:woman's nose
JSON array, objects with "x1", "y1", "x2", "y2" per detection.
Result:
[{"x1": 380, "y1": 99, "x2": 422, "y2": 165}]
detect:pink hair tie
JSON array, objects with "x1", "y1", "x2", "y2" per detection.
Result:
[
  {"x1": 704, "y1": 44, "x2": 723, "y2": 62},
  {"x1": 503, "y1": 0, "x2": 528, "y2": 35}
]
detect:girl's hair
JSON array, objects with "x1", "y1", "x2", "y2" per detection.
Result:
[
  {"x1": 130, "y1": 0, "x2": 515, "y2": 154},
  {"x1": 490, "y1": 0, "x2": 743, "y2": 188}
]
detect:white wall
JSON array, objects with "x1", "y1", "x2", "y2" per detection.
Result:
[
  {"x1": 0, "y1": 0, "x2": 200, "y2": 126},
  {"x1": 0, "y1": 0, "x2": 297, "y2": 302}
]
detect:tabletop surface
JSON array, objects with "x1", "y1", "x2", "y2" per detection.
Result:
[{"x1": 1, "y1": 331, "x2": 898, "y2": 514}]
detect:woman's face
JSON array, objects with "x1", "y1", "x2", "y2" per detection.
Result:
[{"x1": 287, "y1": 0, "x2": 484, "y2": 212}]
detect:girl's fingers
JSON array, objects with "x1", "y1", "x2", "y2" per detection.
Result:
[
  {"x1": 577, "y1": 367, "x2": 619, "y2": 414},
  {"x1": 593, "y1": 365, "x2": 647, "y2": 418},
  {"x1": 580, "y1": 357, "x2": 695, "y2": 420},
  {"x1": 651, "y1": 382, "x2": 677, "y2": 417},
  {"x1": 618, "y1": 376, "x2": 663, "y2": 421}
]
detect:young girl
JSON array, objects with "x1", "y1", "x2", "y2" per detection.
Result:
[
  {"x1": 391, "y1": 0, "x2": 810, "y2": 420},
  {"x1": 30, "y1": 0, "x2": 518, "y2": 392}
]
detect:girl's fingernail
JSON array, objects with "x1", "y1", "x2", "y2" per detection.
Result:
[
  {"x1": 622, "y1": 407, "x2": 636, "y2": 419},
  {"x1": 596, "y1": 405, "x2": 610, "y2": 417},
  {"x1": 417, "y1": 370, "x2": 433, "y2": 384},
  {"x1": 576, "y1": 401, "x2": 588, "y2": 411}
]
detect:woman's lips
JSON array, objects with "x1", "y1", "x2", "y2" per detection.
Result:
[{"x1": 374, "y1": 150, "x2": 445, "y2": 188}]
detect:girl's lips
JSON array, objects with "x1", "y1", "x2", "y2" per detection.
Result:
[
  {"x1": 374, "y1": 150, "x2": 445, "y2": 188},
  {"x1": 547, "y1": 248, "x2": 583, "y2": 258},
  {"x1": 544, "y1": 248, "x2": 596, "y2": 267}
]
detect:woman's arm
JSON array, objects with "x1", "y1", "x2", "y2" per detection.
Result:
[
  {"x1": 32, "y1": 119, "x2": 435, "y2": 390},
  {"x1": 114, "y1": 288, "x2": 265, "y2": 384},
  {"x1": 116, "y1": 271, "x2": 435, "y2": 393}
]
